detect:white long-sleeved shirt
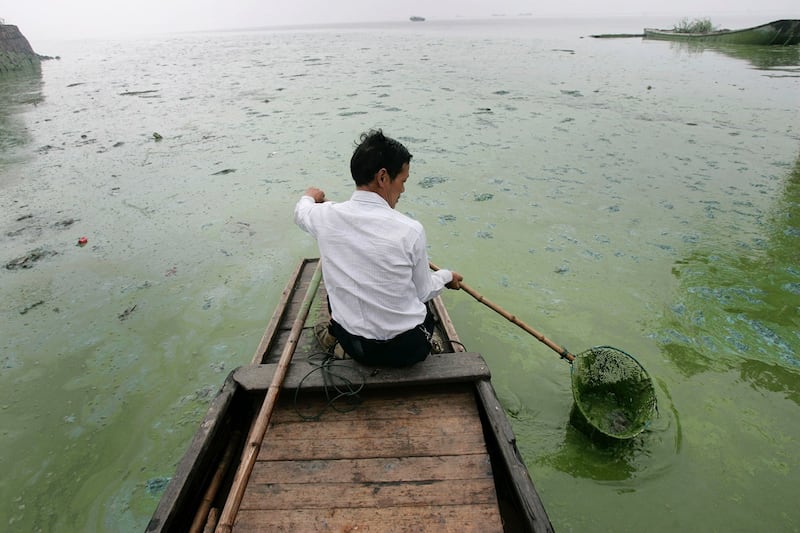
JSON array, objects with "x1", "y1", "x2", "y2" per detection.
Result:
[{"x1": 294, "y1": 190, "x2": 453, "y2": 340}]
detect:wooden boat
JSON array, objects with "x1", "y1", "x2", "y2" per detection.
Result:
[
  {"x1": 409, "y1": 16, "x2": 426, "y2": 22},
  {"x1": 644, "y1": 19, "x2": 800, "y2": 46},
  {"x1": 147, "y1": 258, "x2": 553, "y2": 532}
]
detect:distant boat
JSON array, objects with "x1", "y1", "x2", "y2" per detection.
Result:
[
  {"x1": 409, "y1": 16, "x2": 426, "y2": 22},
  {"x1": 644, "y1": 19, "x2": 800, "y2": 46}
]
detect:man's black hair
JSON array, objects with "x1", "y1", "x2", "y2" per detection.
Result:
[{"x1": 350, "y1": 129, "x2": 412, "y2": 186}]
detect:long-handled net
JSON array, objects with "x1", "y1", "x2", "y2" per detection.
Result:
[
  {"x1": 430, "y1": 263, "x2": 657, "y2": 440},
  {"x1": 570, "y1": 346, "x2": 656, "y2": 439}
]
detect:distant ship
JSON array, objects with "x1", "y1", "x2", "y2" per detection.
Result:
[{"x1": 409, "y1": 16, "x2": 426, "y2": 22}]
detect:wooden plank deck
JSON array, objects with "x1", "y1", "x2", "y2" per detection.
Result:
[
  {"x1": 231, "y1": 258, "x2": 507, "y2": 530},
  {"x1": 148, "y1": 257, "x2": 553, "y2": 532},
  {"x1": 233, "y1": 384, "x2": 504, "y2": 532}
]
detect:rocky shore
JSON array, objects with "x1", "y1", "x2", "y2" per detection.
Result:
[{"x1": 0, "y1": 23, "x2": 42, "y2": 73}]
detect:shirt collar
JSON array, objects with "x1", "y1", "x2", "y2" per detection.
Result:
[{"x1": 351, "y1": 189, "x2": 390, "y2": 208}]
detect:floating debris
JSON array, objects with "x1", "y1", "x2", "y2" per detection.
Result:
[
  {"x1": 54, "y1": 218, "x2": 78, "y2": 228},
  {"x1": 36, "y1": 144, "x2": 64, "y2": 154},
  {"x1": 19, "y1": 300, "x2": 45, "y2": 315},
  {"x1": 152, "y1": 132, "x2": 163, "y2": 141},
  {"x1": 5, "y1": 248, "x2": 57, "y2": 270},
  {"x1": 212, "y1": 168, "x2": 236, "y2": 176},
  {"x1": 120, "y1": 89, "x2": 159, "y2": 96},
  {"x1": 145, "y1": 477, "x2": 170, "y2": 496},
  {"x1": 419, "y1": 176, "x2": 448, "y2": 189},
  {"x1": 118, "y1": 305, "x2": 137, "y2": 321}
]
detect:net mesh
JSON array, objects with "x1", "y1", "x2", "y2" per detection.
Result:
[{"x1": 570, "y1": 346, "x2": 657, "y2": 439}]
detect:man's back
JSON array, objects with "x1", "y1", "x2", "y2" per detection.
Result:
[{"x1": 295, "y1": 190, "x2": 431, "y2": 340}]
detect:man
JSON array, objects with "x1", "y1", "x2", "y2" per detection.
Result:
[{"x1": 294, "y1": 129, "x2": 463, "y2": 367}]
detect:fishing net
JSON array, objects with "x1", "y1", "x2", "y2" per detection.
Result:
[{"x1": 570, "y1": 346, "x2": 657, "y2": 439}]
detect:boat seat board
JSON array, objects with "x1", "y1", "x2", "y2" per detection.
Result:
[
  {"x1": 233, "y1": 384, "x2": 504, "y2": 531},
  {"x1": 234, "y1": 351, "x2": 491, "y2": 391}
]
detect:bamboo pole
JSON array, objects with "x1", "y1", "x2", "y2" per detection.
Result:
[
  {"x1": 202, "y1": 508, "x2": 219, "y2": 533},
  {"x1": 429, "y1": 261, "x2": 575, "y2": 362},
  {"x1": 189, "y1": 429, "x2": 241, "y2": 533},
  {"x1": 215, "y1": 262, "x2": 323, "y2": 532}
]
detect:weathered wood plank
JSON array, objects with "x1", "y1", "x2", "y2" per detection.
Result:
[
  {"x1": 250, "y1": 454, "x2": 493, "y2": 485},
  {"x1": 234, "y1": 352, "x2": 491, "y2": 391},
  {"x1": 258, "y1": 423, "x2": 487, "y2": 461},
  {"x1": 239, "y1": 477, "x2": 499, "y2": 510},
  {"x1": 259, "y1": 387, "x2": 486, "y2": 461},
  {"x1": 271, "y1": 386, "x2": 478, "y2": 424},
  {"x1": 272, "y1": 394, "x2": 475, "y2": 424},
  {"x1": 266, "y1": 412, "x2": 482, "y2": 443},
  {"x1": 237, "y1": 382, "x2": 504, "y2": 529},
  {"x1": 234, "y1": 504, "x2": 504, "y2": 532}
]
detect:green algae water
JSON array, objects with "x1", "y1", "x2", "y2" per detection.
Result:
[{"x1": 1, "y1": 17, "x2": 798, "y2": 531}]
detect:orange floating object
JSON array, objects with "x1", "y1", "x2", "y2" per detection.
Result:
[{"x1": 77, "y1": 237, "x2": 88, "y2": 246}]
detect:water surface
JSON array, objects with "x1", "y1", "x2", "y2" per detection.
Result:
[{"x1": 1, "y1": 17, "x2": 798, "y2": 531}]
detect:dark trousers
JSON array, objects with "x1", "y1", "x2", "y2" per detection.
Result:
[{"x1": 329, "y1": 311, "x2": 435, "y2": 368}]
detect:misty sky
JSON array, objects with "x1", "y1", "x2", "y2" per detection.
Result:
[{"x1": 3, "y1": 0, "x2": 798, "y2": 42}]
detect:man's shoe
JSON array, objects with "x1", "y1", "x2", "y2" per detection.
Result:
[{"x1": 314, "y1": 321, "x2": 337, "y2": 352}]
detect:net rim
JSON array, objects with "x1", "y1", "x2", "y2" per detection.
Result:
[{"x1": 570, "y1": 345, "x2": 657, "y2": 440}]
